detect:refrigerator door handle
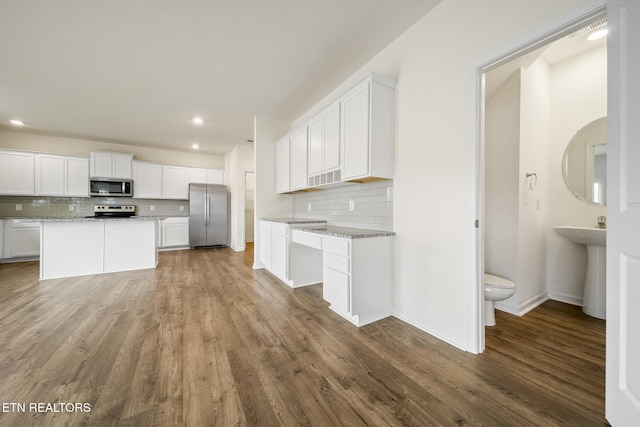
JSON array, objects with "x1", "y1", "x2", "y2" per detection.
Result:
[{"x1": 204, "y1": 194, "x2": 209, "y2": 226}]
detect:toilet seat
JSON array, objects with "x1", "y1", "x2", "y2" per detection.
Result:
[{"x1": 484, "y1": 273, "x2": 515, "y2": 289}]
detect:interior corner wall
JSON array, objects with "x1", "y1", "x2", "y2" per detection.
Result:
[
  {"x1": 485, "y1": 71, "x2": 521, "y2": 287},
  {"x1": 547, "y1": 44, "x2": 607, "y2": 305},
  {"x1": 227, "y1": 143, "x2": 255, "y2": 252},
  {"x1": 253, "y1": 115, "x2": 292, "y2": 269},
  {"x1": 513, "y1": 58, "x2": 551, "y2": 313}
]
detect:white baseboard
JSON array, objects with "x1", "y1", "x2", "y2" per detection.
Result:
[
  {"x1": 391, "y1": 307, "x2": 469, "y2": 352},
  {"x1": 495, "y1": 291, "x2": 549, "y2": 317},
  {"x1": 548, "y1": 292, "x2": 583, "y2": 307}
]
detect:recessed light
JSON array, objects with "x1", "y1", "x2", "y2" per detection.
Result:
[
  {"x1": 191, "y1": 143, "x2": 200, "y2": 150},
  {"x1": 587, "y1": 28, "x2": 608, "y2": 41},
  {"x1": 10, "y1": 119, "x2": 25, "y2": 126},
  {"x1": 191, "y1": 117, "x2": 203, "y2": 125}
]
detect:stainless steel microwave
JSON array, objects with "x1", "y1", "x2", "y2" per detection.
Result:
[{"x1": 89, "y1": 178, "x2": 133, "y2": 197}]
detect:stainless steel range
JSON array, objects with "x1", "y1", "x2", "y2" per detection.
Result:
[{"x1": 92, "y1": 205, "x2": 136, "y2": 218}]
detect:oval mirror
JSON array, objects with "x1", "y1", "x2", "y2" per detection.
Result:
[{"x1": 562, "y1": 117, "x2": 607, "y2": 205}]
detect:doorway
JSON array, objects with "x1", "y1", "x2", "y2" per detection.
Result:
[
  {"x1": 472, "y1": 4, "x2": 607, "y2": 352},
  {"x1": 245, "y1": 172, "x2": 255, "y2": 243}
]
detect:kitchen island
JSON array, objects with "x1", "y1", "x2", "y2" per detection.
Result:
[{"x1": 20, "y1": 217, "x2": 159, "y2": 280}]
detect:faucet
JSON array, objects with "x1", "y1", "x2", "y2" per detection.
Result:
[{"x1": 597, "y1": 216, "x2": 606, "y2": 229}]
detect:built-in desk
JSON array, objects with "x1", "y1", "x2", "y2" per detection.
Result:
[{"x1": 291, "y1": 226, "x2": 394, "y2": 327}]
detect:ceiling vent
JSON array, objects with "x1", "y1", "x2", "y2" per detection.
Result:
[{"x1": 567, "y1": 18, "x2": 607, "y2": 39}]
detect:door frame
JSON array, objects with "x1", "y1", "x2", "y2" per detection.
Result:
[{"x1": 470, "y1": 1, "x2": 607, "y2": 353}]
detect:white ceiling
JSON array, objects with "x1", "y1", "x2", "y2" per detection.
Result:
[
  {"x1": 0, "y1": 0, "x2": 442, "y2": 155},
  {"x1": 485, "y1": 24, "x2": 607, "y2": 100}
]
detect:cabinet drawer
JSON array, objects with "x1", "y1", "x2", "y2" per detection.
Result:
[
  {"x1": 322, "y1": 236, "x2": 349, "y2": 256},
  {"x1": 271, "y1": 222, "x2": 287, "y2": 236},
  {"x1": 323, "y1": 252, "x2": 349, "y2": 274},
  {"x1": 292, "y1": 230, "x2": 322, "y2": 249}
]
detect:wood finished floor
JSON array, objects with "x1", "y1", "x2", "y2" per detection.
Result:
[{"x1": 0, "y1": 246, "x2": 606, "y2": 426}]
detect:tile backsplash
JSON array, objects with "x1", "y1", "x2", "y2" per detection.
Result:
[
  {"x1": 292, "y1": 180, "x2": 393, "y2": 231},
  {"x1": 0, "y1": 196, "x2": 189, "y2": 218}
]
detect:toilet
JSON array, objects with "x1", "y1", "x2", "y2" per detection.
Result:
[{"x1": 484, "y1": 273, "x2": 516, "y2": 326}]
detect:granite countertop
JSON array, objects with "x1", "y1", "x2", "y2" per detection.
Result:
[
  {"x1": 262, "y1": 217, "x2": 327, "y2": 224},
  {"x1": 290, "y1": 225, "x2": 395, "y2": 239},
  {"x1": 12, "y1": 216, "x2": 166, "y2": 223}
]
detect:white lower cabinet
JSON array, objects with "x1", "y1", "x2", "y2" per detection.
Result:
[
  {"x1": 2, "y1": 220, "x2": 40, "y2": 259},
  {"x1": 260, "y1": 220, "x2": 324, "y2": 287},
  {"x1": 160, "y1": 217, "x2": 189, "y2": 248},
  {"x1": 292, "y1": 230, "x2": 393, "y2": 326}
]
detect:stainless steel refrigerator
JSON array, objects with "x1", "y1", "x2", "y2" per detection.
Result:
[{"x1": 189, "y1": 184, "x2": 229, "y2": 247}]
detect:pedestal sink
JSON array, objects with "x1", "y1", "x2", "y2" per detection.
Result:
[{"x1": 554, "y1": 226, "x2": 606, "y2": 319}]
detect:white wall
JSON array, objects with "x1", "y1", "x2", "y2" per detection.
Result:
[
  {"x1": 253, "y1": 116, "x2": 292, "y2": 269},
  {"x1": 226, "y1": 143, "x2": 254, "y2": 251},
  {"x1": 0, "y1": 129, "x2": 225, "y2": 168},
  {"x1": 282, "y1": 0, "x2": 598, "y2": 351},
  {"x1": 485, "y1": 71, "x2": 521, "y2": 285},
  {"x1": 513, "y1": 58, "x2": 551, "y2": 313},
  {"x1": 547, "y1": 44, "x2": 607, "y2": 304}
]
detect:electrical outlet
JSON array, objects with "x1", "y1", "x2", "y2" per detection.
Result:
[
  {"x1": 349, "y1": 200, "x2": 354, "y2": 211},
  {"x1": 15, "y1": 204, "x2": 22, "y2": 211},
  {"x1": 308, "y1": 203, "x2": 312, "y2": 212},
  {"x1": 180, "y1": 205, "x2": 184, "y2": 211},
  {"x1": 69, "y1": 205, "x2": 75, "y2": 211},
  {"x1": 150, "y1": 205, "x2": 155, "y2": 211}
]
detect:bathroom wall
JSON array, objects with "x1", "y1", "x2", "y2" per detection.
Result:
[
  {"x1": 485, "y1": 57, "x2": 550, "y2": 316},
  {"x1": 291, "y1": 180, "x2": 393, "y2": 231},
  {"x1": 547, "y1": 44, "x2": 607, "y2": 305},
  {"x1": 485, "y1": 72, "x2": 520, "y2": 284}
]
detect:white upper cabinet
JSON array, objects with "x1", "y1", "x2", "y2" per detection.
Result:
[
  {"x1": 35, "y1": 154, "x2": 64, "y2": 196},
  {"x1": 189, "y1": 168, "x2": 225, "y2": 185},
  {"x1": 162, "y1": 165, "x2": 189, "y2": 199},
  {"x1": 0, "y1": 150, "x2": 35, "y2": 195},
  {"x1": 275, "y1": 136, "x2": 290, "y2": 194},
  {"x1": 133, "y1": 161, "x2": 162, "y2": 199},
  {"x1": 308, "y1": 102, "x2": 340, "y2": 177},
  {"x1": 64, "y1": 156, "x2": 89, "y2": 197},
  {"x1": 341, "y1": 73, "x2": 395, "y2": 182},
  {"x1": 90, "y1": 151, "x2": 133, "y2": 179},
  {"x1": 274, "y1": 72, "x2": 395, "y2": 191},
  {"x1": 35, "y1": 154, "x2": 89, "y2": 197},
  {"x1": 289, "y1": 126, "x2": 308, "y2": 191}
]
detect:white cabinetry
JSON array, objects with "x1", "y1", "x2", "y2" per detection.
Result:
[
  {"x1": 160, "y1": 217, "x2": 189, "y2": 248},
  {"x1": 292, "y1": 229, "x2": 393, "y2": 326},
  {"x1": 64, "y1": 156, "x2": 90, "y2": 197},
  {"x1": 90, "y1": 151, "x2": 133, "y2": 179},
  {"x1": 275, "y1": 137, "x2": 290, "y2": 194},
  {"x1": 162, "y1": 165, "x2": 189, "y2": 199},
  {"x1": 0, "y1": 150, "x2": 35, "y2": 195},
  {"x1": 189, "y1": 168, "x2": 225, "y2": 185},
  {"x1": 277, "y1": 124, "x2": 314, "y2": 192},
  {"x1": 290, "y1": 127, "x2": 308, "y2": 191},
  {"x1": 308, "y1": 102, "x2": 341, "y2": 186},
  {"x1": 2, "y1": 220, "x2": 40, "y2": 259},
  {"x1": 35, "y1": 154, "x2": 64, "y2": 196},
  {"x1": 341, "y1": 74, "x2": 395, "y2": 182},
  {"x1": 259, "y1": 220, "x2": 324, "y2": 287},
  {"x1": 132, "y1": 161, "x2": 162, "y2": 199},
  {"x1": 274, "y1": 72, "x2": 395, "y2": 191},
  {"x1": 34, "y1": 154, "x2": 89, "y2": 197}
]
